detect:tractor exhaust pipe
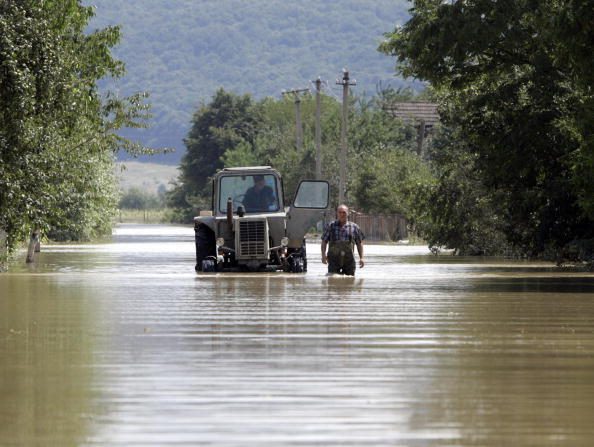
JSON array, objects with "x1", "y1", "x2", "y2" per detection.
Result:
[{"x1": 226, "y1": 197, "x2": 233, "y2": 227}]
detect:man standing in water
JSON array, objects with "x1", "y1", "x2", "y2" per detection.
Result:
[{"x1": 321, "y1": 204, "x2": 365, "y2": 275}]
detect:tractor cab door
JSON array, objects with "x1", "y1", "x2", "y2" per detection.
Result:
[{"x1": 286, "y1": 180, "x2": 329, "y2": 245}]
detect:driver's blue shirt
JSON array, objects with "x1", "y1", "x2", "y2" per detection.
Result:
[{"x1": 243, "y1": 185, "x2": 275, "y2": 212}]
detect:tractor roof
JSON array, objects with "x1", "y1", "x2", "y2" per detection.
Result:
[{"x1": 221, "y1": 166, "x2": 273, "y2": 172}]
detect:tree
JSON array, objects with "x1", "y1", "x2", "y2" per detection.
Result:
[
  {"x1": 169, "y1": 89, "x2": 262, "y2": 219},
  {"x1": 170, "y1": 85, "x2": 431, "y2": 222},
  {"x1": 553, "y1": 0, "x2": 594, "y2": 220},
  {"x1": 249, "y1": 94, "x2": 333, "y2": 201},
  {"x1": 0, "y1": 1, "x2": 154, "y2": 261},
  {"x1": 348, "y1": 93, "x2": 420, "y2": 212},
  {"x1": 413, "y1": 126, "x2": 510, "y2": 255},
  {"x1": 380, "y1": 0, "x2": 594, "y2": 260},
  {"x1": 353, "y1": 147, "x2": 432, "y2": 217}
]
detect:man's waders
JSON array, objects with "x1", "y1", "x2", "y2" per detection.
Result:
[{"x1": 327, "y1": 240, "x2": 356, "y2": 275}]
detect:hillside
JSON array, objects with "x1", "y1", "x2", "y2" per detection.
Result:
[{"x1": 86, "y1": 0, "x2": 412, "y2": 164}]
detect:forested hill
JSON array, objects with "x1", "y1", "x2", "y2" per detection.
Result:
[{"x1": 86, "y1": 0, "x2": 412, "y2": 164}]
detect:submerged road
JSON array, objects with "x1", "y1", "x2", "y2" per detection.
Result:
[{"x1": 1, "y1": 224, "x2": 594, "y2": 446}]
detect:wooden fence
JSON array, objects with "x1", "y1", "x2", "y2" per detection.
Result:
[{"x1": 350, "y1": 213, "x2": 408, "y2": 242}]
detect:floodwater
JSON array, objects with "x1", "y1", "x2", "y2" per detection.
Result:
[{"x1": 1, "y1": 224, "x2": 594, "y2": 446}]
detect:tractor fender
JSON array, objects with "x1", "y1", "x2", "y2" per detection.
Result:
[{"x1": 194, "y1": 216, "x2": 216, "y2": 233}]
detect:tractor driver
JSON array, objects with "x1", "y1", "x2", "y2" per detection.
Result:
[{"x1": 243, "y1": 175, "x2": 276, "y2": 212}]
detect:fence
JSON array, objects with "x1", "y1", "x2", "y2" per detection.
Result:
[{"x1": 350, "y1": 213, "x2": 408, "y2": 242}]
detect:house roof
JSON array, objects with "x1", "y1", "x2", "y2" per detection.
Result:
[{"x1": 384, "y1": 102, "x2": 440, "y2": 127}]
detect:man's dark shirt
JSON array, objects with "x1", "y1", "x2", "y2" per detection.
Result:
[{"x1": 243, "y1": 185, "x2": 275, "y2": 212}]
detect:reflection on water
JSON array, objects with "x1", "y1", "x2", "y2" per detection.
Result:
[
  {"x1": 1, "y1": 224, "x2": 594, "y2": 446},
  {"x1": 0, "y1": 276, "x2": 98, "y2": 446}
]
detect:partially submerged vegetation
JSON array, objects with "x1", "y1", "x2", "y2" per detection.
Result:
[
  {"x1": 2, "y1": 1, "x2": 592, "y2": 269},
  {"x1": 0, "y1": 1, "x2": 160, "y2": 266},
  {"x1": 380, "y1": 0, "x2": 594, "y2": 267}
]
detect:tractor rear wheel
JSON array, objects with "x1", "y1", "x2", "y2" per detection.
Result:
[{"x1": 195, "y1": 224, "x2": 215, "y2": 272}]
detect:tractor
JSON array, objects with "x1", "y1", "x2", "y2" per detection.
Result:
[{"x1": 194, "y1": 166, "x2": 329, "y2": 272}]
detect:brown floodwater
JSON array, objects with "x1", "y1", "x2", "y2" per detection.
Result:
[{"x1": 1, "y1": 224, "x2": 594, "y2": 446}]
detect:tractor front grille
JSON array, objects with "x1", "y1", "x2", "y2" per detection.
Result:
[{"x1": 238, "y1": 220, "x2": 266, "y2": 257}]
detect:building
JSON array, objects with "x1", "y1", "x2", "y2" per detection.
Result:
[{"x1": 384, "y1": 101, "x2": 440, "y2": 158}]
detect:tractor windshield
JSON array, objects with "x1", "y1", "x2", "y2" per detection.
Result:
[{"x1": 219, "y1": 174, "x2": 280, "y2": 213}]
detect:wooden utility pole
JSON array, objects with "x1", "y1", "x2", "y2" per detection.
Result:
[
  {"x1": 416, "y1": 119, "x2": 426, "y2": 158},
  {"x1": 336, "y1": 69, "x2": 356, "y2": 204},
  {"x1": 282, "y1": 88, "x2": 309, "y2": 151},
  {"x1": 312, "y1": 77, "x2": 322, "y2": 179}
]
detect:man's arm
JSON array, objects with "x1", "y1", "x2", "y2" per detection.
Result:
[
  {"x1": 243, "y1": 187, "x2": 255, "y2": 210},
  {"x1": 356, "y1": 241, "x2": 364, "y2": 268},
  {"x1": 321, "y1": 240, "x2": 328, "y2": 264}
]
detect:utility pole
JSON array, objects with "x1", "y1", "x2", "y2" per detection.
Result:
[
  {"x1": 312, "y1": 77, "x2": 322, "y2": 179},
  {"x1": 416, "y1": 119, "x2": 426, "y2": 158},
  {"x1": 336, "y1": 69, "x2": 356, "y2": 204},
  {"x1": 282, "y1": 88, "x2": 309, "y2": 151}
]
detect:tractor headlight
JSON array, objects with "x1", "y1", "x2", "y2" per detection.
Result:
[
  {"x1": 216, "y1": 237, "x2": 225, "y2": 247},
  {"x1": 281, "y1": 237, "x2": 289, "y2": 247}
]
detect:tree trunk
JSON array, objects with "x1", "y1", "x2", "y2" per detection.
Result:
[{"x1": 26, "y1": 229, "x2": 41, "y2": 263}]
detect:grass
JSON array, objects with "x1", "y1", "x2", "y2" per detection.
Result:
[{"x1": 115, "y1": 208, "x2": 174, "y2": 224}]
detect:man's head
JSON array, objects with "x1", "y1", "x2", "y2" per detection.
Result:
[
  {"x1": 336, "y1": 204, "x2": 349, "y2": 224},
  {"x1": 253, "y1": 175, "x2": 265, "y2": 190}
]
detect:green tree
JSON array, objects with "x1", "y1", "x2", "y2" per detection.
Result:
[
  {"x1": 553, "y1": 1, "x2": 594, "y2": 220},
  {"x1": 169, "y1": 89, "x2": 262, "y2": 219},
  {"x1": 354, "y1": 147, "x2": 432, "y2": 217},
  {"x1": 250, "y1": 95, "x2": 334, "y2": 200},
  {"x1": 348, "y1": 94, "x2": 419, "y2": 211},
  {"x1": 413, "y1": 126, "x2": 510, "y2": 255},
  {"x1": 0, "y1": 0, "x2": 154, "y2": 260},
  {"x1": 381, "y1": 0, "x2": 594, "y2": 260},
  {"x1": 171, "y1": 86, "x2": 430, "y2": 221}
]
